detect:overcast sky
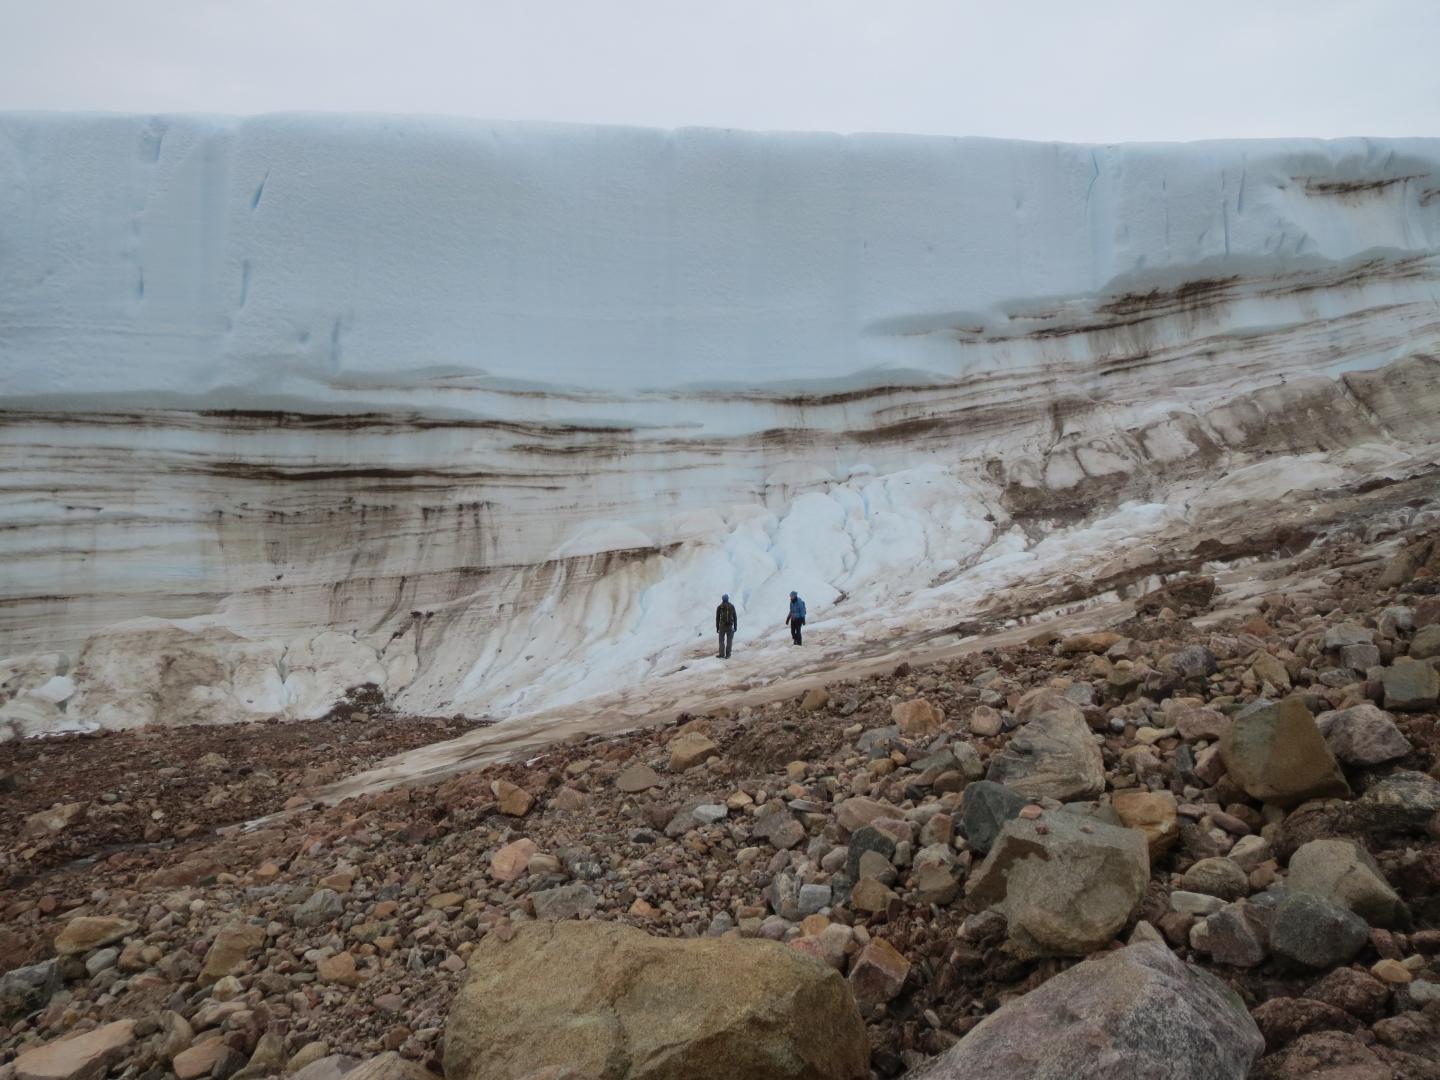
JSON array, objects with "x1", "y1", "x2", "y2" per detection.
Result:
[{"x1": 2, "y1": 0, "x2": 1437, "y2": 143}]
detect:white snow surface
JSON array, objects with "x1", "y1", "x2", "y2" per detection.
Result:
[{"x1": 2, "y1": 114, "x2": 1440, "y2": 734}]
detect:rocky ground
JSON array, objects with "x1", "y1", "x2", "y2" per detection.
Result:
[
  {"x1": 3, "y1": 524, "x2": 1440, "y2": 1080},
  {"x1": 0, "y1": 690, "x2": 481, "y2": 883}
]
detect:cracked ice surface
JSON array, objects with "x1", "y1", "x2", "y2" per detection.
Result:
[{"x1": 2, "y1": 115, "x2": 1440, "y2": 736}]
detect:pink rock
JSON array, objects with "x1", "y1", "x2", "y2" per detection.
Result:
[{"x1": 491, "y1": 839, "x2": 539, "y2": 883}]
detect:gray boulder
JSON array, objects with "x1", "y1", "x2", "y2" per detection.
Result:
[
  {"x1": 0, "y1": 960, "x2": 60, "y2": 1019},
  {"x1": 1286, "y1": 838, "x2": 1406, "y2": 927},
  {"x1": 1314, "y1": 703, "x2": 1412, "y2": 766},
  {"x1": 1381, "y1": 657, "x2": 1439, "y2": 711},
  {"x1": 293, "y1": 888, "x2": 345, "y2": 927},
  {"x1": 1268, "y1": 892, "x2": 1369, "y2": 968},
  {"x1": 984, "y1": 689, "x2": 1104, "y2": 802},
  {"x1": 966, "y1": 810, "x2": 1149, "y2": 959},
  {"x1": 1409, "y1": 623, "x2": 1440, "y2": 659},
  {"x1": 908, "y1": 942, "x2": 1262, "y2": 1080},
  {"x1": 530, "y1": 884, "x2": 599, "y2": 921}
]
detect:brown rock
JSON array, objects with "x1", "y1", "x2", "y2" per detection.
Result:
[
  {"x1": 1111, "y1": 790, "x2": 1179, "y2": 857},
  {"x1": 1370, "y1": 958, "x2": 1411, "y2": 984},
  {"x1": 799, "y1": 688, "x2": 830, "y2": 713},
  {"x1": 174, "y1": 1036, "x2": 230, "y2": 1080},
  {"x1": 847, "y1": 939, "x2": 910, "y2": 1010},
  {"x1": 1249, "y1": 651, "x2": 1293, "y2": 691},
  {"x1": 200, "y1": 923, "x2": 267, "y2": 986},
  {"x1": 444, "y1": 920, "x2": 867, "y2": 1080},
  {"x1": 317, "y1": 951, "x2": 362, "y2": 987},
  {"x1": 1219, "y1": 697, "x2": 1349, "y2": 808},
  {"x1": 54, "y1": 916, "x2": 138, "y2": 957},
  {"x1": 22, "y1": 802, "x2": 87, "y2": 837},
  {"x1": 1251, "y1": 997, "x2": 1357, "y2": 1052},
  {"x1": 15, "y1": 1021, "x2": 137, "y2": 1080},
  {"x1": 967, "y1": 706, "x2": 1003, "y2": 737},
  {"x1": 851, "y1": 877, "x2": 898, "y2": 915},
  {"x1": 667, "y1": 731, "x2": 719, "y2": 772},
  {"x1": 1058, "y1": 632, "x2": 1123, "y2": 656},
  {"x1": 491, "y1": 839, "x2": 539, "y2": 883},
  {"x1": 1253, "y1": 1030, "x2": 1387, "y2": 1080},
  {"x1": 1305, "y1": 968, "x2": 1390, "y2": 1021},
  {"x1": 492, "y1": 780, "x2": 534, "y2": 817},
  {"x1": 1172, "y1": 706, "x2": 1230, "y2": 743},
  {"x1": 615, "y1": 765, "x2": 662, "y2": 793},
  {"x1": 835, "y1": 797, "x2": 892, "y2": 833},
  {"x1": 891, "y1": 699, "x2": 943, "y2": 736}
]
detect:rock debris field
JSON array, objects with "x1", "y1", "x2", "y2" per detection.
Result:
[{"x1": 3, "y1": 527, "x2": 1440, "y2": 1080}]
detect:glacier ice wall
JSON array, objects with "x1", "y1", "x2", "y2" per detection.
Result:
[{"x1": 2, "y1": 114, "x2": 1440, "y2": 734}]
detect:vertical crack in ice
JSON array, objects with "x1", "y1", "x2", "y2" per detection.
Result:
[
  {"x1": 250, "y1": 170, "x2": 269, "y2": 212},
  {"x1": 1221, "y1": 171, "x2": 1232, "y2": 258}
]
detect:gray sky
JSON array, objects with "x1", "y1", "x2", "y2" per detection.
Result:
[{"x1": 2, "y1": 0, "x2": 1437, "y2": 143}]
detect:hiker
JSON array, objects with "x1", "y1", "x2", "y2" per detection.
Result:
[
  {"x1": 786, "y1": 591, "x2": 806, "y2": 645},
  {"x1": 715, "y1": 593, "x2": 737, "y2": 658}
]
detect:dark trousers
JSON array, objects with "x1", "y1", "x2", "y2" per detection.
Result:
[
  {"x1": 717, "y1": 630, "x2": 734, "y2": 658},
  {"x1": 789, "y1": 618, "x2": 803, "y2": 644}
]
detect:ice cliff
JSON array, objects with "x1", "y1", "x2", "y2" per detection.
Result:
[{"x1": 2, "y1": 114, "x2": 1439, "y2": 736}]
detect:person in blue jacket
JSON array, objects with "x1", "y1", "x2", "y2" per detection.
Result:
[{"x1": 786, "y1": 591, "x2": 806, "y2": 645}]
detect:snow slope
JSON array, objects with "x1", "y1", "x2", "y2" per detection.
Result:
[{"x1": 2, "y1": 114, "x2": 1440, "y2": 735}]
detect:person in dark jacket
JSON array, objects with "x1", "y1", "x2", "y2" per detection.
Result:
[
  {"x1": 716, "y1": 594, "x2": 738, "y2": 658},
  {"x1": 786, "y1": 591, "x2": 806, "y2": 645}
]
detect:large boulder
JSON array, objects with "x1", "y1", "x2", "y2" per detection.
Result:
[
  {"x1": 444, "y1": 920, "x2": 868, "y2": 1080},
  {"x1": 14, "y1": 1020, "x2": 137, "y2": 1080},
  {"x1": 1286, "y1": 838, "x2": 1406, "y2": 927},
  {"x1": 1218, "y1": 698, "x2": 1349, "y2": 807},
  {"x1": 1410, "y1": 624, "x2": 1440, "y2": 659},
  {"x1": 0, "y1": 960, "x2": 60, "y2": 1019},
  {"x1": 908, "y1": 942, "x2": 1261, "y2": 1080},
  {"x1": 1268, "y1": 893, "x2": 1370, "y2": 969},
  {"x1": 966, "y1": 810, "x2": 1149, "y2": 958},
  {"x1": 1380, "y1": 657, "x2": 1439, "y2": 711},
  {"x1": 985, "y1": 689, "x2": 1104, "y2": 802},
  {"x1": 53, "y1": 917, "x2": 137, "y2": 957},
  {"x1": 1314, "y1": 704, "x2": 1412, "y2": 766}
]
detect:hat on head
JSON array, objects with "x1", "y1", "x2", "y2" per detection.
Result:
[{"x1": 721, "y1": 594, "x2": 729, "y2": 602}]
